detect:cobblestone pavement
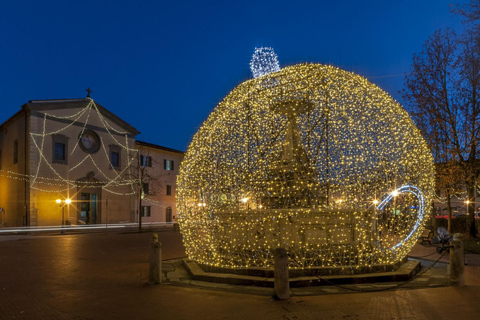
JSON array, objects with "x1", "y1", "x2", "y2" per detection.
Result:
[{"x1": 0, "y1": 230, "x2": 479, "y2": 320}]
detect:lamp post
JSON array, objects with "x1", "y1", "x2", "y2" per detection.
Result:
[{"x1": 56, "y1": 198, "x2": 71, "y2": 235}]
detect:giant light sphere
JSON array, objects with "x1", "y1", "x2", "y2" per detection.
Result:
[{"x1": 178, "y1": 62, "x2": 435, "y2": 272}]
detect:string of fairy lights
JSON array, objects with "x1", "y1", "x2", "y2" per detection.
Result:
[
  {"x1": 177, "y1": 52, "x2": 435, "y2": 271},
  {"x1": 250, "y1": 47, "x2": 280, "y2": 78},
  {"x1": 0, "y1": 98, "x2": 144, "y2": 196}
]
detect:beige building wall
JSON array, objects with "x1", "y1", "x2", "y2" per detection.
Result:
[
  {"x1": 1, "y1": 98, "x2": 184, "y2": 227},
  {"x1": 0, "y1": 111, "x2": 27, "y2": 227},
  {"x1": 0, "y1": 99, "x2": 140, "y2": 227},
  {"x1": 26, "y1": 100, "x2": 138, "y2": 226},
  {"x1": 135, "y1": 142, "x2": 184, "y2": 224}
]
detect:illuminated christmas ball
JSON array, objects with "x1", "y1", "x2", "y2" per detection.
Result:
[{"x1": 178, "y1": 63, "x2": 435, "y2": 272}]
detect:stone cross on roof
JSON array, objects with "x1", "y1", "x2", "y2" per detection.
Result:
[{"x1": 86, "y1": 87, "x2": 92, "y2": 98}]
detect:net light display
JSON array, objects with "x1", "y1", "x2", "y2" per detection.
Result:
[
  {"x1": 250, "y1": 47, "x2": 281, "y2": 78},
  {"x1": 0, "y1": 98, "x2": 140, "y2": 196},
  {"x1": 177, "y1": 62, "x2": 435, "y2": 272}
]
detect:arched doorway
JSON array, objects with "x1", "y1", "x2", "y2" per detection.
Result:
[{"x1": 166, "y1": 207, "x2": 172, "y2": 222}]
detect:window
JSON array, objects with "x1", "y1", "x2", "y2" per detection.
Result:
[
  {"x1": 140, "y1": 155, "x2": 152, "y2": 167},
  {"x1": 164, "y1": 159, "x2": 174, "y2": 171},
  {"x1": 111, "y1": 152, "x2": 119, "y2": 168},
  {"x1": 13, "y1": 140, "x2": 18, "y2": 164},
  {"x1": 141, "y1": 206, "x2": 151, "y2": 217},
  {"x1": 166, "y1": 207, "x2": 172, "y2": 222},
  {"x1": 142, "y1": 183, "x2": 149, "y2": 195},
  {"x1": 109, "y1": 145, "x2": 121, "y2": 169},
  {"x1": 166, "y1": 184, "x2": 172, "y2": 196},
  {"x1": 52, "y1": 134, "x2": 69, "y2": 164},
  {"x1": 55, "y1": 143, "x2": 65, "y2": 161}
]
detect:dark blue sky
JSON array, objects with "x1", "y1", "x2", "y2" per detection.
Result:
[{"x1": 0, "y1": 0, "x2": 466, "y2": 151}]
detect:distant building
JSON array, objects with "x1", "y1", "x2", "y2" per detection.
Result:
[
  {"x1": 432, "y1": 161, "x2": 480, "y2": 218},
  {"x1": 433, "y1": 188, "x2": 480, "y2": 217},
  {"x1": 135, "y1": 141, "x2": 184, "y2": 224},
  {"x1": 0, "y1": 98, "x2": 183, "y2": 227}
]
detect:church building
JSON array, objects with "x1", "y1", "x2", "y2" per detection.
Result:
[{"x1": 0, "y1": 97, "x2": 183, "y2": 227}]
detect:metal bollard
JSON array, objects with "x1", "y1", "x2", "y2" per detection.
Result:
[
  {"x1": 449, "y1": 233, "x2": 465, "y2": 286},
  {"x1": 148, "y1": 233, "x2": 162, "y2": 285},
  {"x1": 274, "y1": 247, "x2": 290, "y2": 300}
]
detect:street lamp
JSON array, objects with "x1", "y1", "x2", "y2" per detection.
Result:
[
  {"x1": 56, "y1": 198, "x2": 71, "y2": 234},
  {"x1": 466, "y1": 200, "x2": 471, "y2": 215}
]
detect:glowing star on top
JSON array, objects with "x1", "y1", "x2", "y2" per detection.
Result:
[{"x1": 250, "y1": 47, "x2": 281, "y2": 78}]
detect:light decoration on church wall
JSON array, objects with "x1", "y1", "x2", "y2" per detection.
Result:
[
  {"x1": 177, "y1": 63, "x2": 435, "y2": 271},
  {"x1": 0, "y1": 98, "x2": 141, "y2": 196},
  {"x1": 250, "y1": 47, "x2": 281, "y2": 78}
]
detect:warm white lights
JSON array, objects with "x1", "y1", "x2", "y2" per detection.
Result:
[
  {"x1": 178, "y1": 62, "x2": 435, "y2": 270},
  {"x1": 1, "y1": 99, "x2": 140, "y2": 196},
  {"x1": 56, "y1": 198, "x2": 72, "y2": 205}
]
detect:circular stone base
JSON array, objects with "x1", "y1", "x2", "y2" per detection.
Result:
[
  {"x1": 198, "y1": 257, "x2": 407, "y2": 278},
  {"x1": 183, "y1": 258, "x2": 420, "y2": 288}
]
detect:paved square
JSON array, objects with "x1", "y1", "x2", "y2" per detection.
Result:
[{"x1": 1, "y1": 230, "x2": 479, "y2": 319}]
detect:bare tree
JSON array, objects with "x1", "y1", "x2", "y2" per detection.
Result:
[
  {"x1": 455, "y1": 1, "x2": 480, "y2": 237},
  {"x1": 127, "y1": 148, "x2": 163, "y2": 231},
  {"x1": 403, "y1": 24, "x2": 480, "y2": 238},
  {"x1": 436, "y1": 161, "x2": 463, "y2": 232},
  {"x1": 403, "y1": 29, "x2": 460, "y2": 233},
  {"x1": 453, "y1": 0, "x2": 480, "y2": 30}
]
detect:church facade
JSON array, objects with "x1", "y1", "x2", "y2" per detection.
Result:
[{"x1": 0, "y1": 98, "x2": 183, "y2": 227}]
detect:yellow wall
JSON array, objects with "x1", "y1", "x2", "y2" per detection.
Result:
[
  {"x1": 1, "y1": 100, "x2": 181, "y2": 227},
  {"x1": 26, "y1": 102, "x2": 137, "y2": 226},
  {"x1": 0, "y1": 112, "x2": 27, "y2": 227}
]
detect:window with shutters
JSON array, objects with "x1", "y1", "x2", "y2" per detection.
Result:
[
  {"x1": 141, "y1": 206, "x2": 151, "y2": 217},
  {"x1": 164, "y1": 159, "x2": 174, "y2": 171},
  {"x1": 142, "y1": 183, "x2": 149, "y2": 195},
  {"x1": 140, "y1": 155, "x2": 152, "y2": 167}
]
